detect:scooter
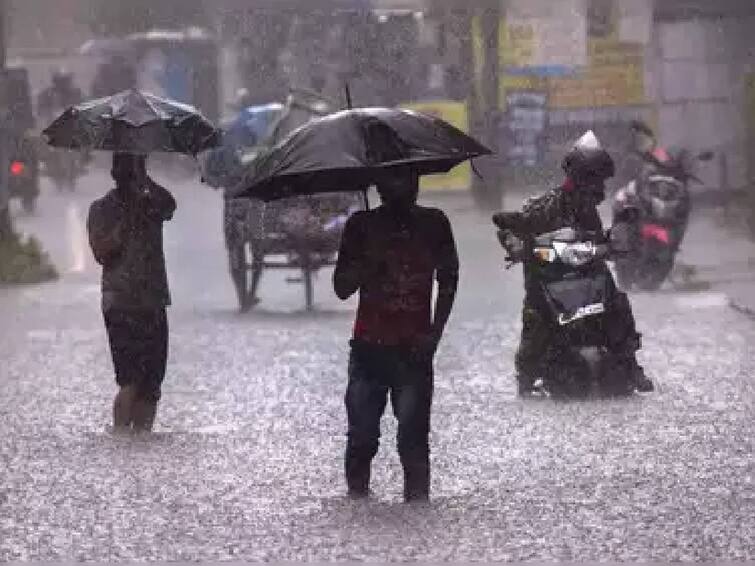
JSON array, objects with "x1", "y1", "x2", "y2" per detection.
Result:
[
  {"x1": 612, "y1": 130, "x2": 713, "y2": 291},
  {"x1": 494, "y1": 220, "x2": 636, "y2": 398}
]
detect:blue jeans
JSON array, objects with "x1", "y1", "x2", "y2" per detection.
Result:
[{"x1": 344, "y1": 340, "x2": 434, "y2": 499}]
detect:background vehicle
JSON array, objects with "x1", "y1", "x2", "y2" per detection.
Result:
[
  {"x1": 495, "y1": 223, "x2": 635, "y2": 398},
  {"x1": 244, "y1": 194, "x2": 360, "y2": 312},
  {"x1": 84, "y1": 28, "x2": 220, "y2": 122},
  {"x1": 8, "y1": 133, "x2": 40, "y2": 213},
  {"x1": 612, "y1": 143, "x2": 714, "y2": 291},
  {"x1": 2, "y1": 68, "x2": 39, "y2": 213},
  {"x1": 203, "y1": 88, "x2": 361, "y2": 312},
  {"x1": 82, "y1": 27, "x2": 220, "y2": 177},
  {"x1": 201, "y1": 102, "x2": 285, "y2": 190},
  {"x1": 231, "y1": 7, "x2": 426, "y2": 108}
]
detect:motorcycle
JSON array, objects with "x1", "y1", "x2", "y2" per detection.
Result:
[
  {"x1": 612, "y1": 140, "x2": 713, "y2": 291},
  {"x1": 494, "y1": 217, "x2": 636, "y2": 398}
]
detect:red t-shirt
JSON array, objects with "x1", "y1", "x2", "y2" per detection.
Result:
[{"x1": 334, "y1": 206, "x2": 459, "y2": 347}]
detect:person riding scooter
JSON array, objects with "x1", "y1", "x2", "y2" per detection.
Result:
[
  {"x1": 611, "y1": 122, "x2": 712, "y2": 291},
  {"x1": 615, "y1": 120, "x2": 657, "y2": 189},
  {"x1": 493, "y1": 131, "x2": 655, "y2": 396}
]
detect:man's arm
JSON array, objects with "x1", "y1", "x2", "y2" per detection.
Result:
[
  {"x1": 333, "y1": 213, "x2": 365, "y2": 300},
  {"x1": 145, "y1": 178, "x2": 177, "y2": 221},
  {"x1": 431, "y1": 212, "x2": 459, "y2": 339},
  {"x1": 518, "y1": 190, "x2": 564, "y2": 235},
  {"x1": 87, "y1": 200, "x2": 127, "y2": 266},
  {"x1": 492, "y1": 190, "x2": 562, "y2": 237}
]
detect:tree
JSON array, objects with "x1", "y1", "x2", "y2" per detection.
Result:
[{"x1": 0, "y1": 0, "x2": 56, "y2": 283}]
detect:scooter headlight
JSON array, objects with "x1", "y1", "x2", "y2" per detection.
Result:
[
  {"x1": 533, "y1": 247, "x2": 557, "y2": 262},
  {"x1": 553, "y1": 241, "x2": 596, "y2": 266}
]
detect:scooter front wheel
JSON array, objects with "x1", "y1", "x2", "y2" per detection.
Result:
[{"x1": 542, "y1": 354, "x2": 591, "y2": 399}]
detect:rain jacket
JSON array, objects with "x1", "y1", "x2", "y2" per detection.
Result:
[{"x1": 517, "y1": 184, "x2": 604, "y2": 236}]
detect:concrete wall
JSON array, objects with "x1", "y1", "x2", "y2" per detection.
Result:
[{"x1": 654, "y1": 16, "x2": 755, "y2": 192}]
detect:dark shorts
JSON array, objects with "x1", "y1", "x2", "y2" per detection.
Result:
[{"x1": 103, "y1": 308, "x2": 168, "y2": 402}]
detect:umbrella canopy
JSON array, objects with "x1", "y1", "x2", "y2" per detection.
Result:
[
  {"x1": 43, "y1": 89, "x2": 221, "y2": 155},
  {"x1": 230, "y1": 107, "x2": 492, "y2": 201}
]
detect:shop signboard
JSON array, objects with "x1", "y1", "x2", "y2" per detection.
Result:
[{"x1": 504, "y1": 90, "x2": 548, "y2": 167}]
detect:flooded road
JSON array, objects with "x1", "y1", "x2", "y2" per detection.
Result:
[{"x1": 1, "y1": 171, "x2": 753, "y2": 561}]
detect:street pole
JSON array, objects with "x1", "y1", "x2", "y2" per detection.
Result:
[
  {"x1": 0, "y1": 0, "x2": 12, "y2": 241},
  {"x1": 470, "y1": 0, "x2": 501, "y2": 211}
]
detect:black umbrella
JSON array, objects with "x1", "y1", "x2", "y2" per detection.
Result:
[
  {"x1": 230, "y1": 107, "x2": 492, "y2": 202},
  {"x1": 42, "y1": 89, "x2": 221, "y2": 156}
]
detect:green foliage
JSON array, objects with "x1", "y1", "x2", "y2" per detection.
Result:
[
  {"x1": 0, "y1": 231, "x2": 58, "y2": 285},
  {"x1": 81, "y1": 0, "x2": 209, "y2": 37}
]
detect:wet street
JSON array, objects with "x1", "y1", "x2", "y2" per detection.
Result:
[{"x1": 1, "y1": 170, "x2": 753, "y2": 561}]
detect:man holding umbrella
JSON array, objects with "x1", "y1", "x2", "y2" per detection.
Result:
[
  {"x1": 44, "y1": 89, "x2": 220, "y2": 431},
  {"x1": 334, "y1": 165, "x2": 459, "y2": 502},
  {"x1": 87, "y1": 154, "x2": 176, "y2": 431},
  {"x1": 231, "y1": 107, "x2": 489, "y2": 499}
]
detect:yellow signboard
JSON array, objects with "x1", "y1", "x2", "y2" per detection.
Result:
[
  {"x1": 548, "y1": 37, "x2": 645, "y2": 108},
  {"x1": 548, "y1": 62, "x2": 645, "y2": 108},
  {"x1": 401, "y1": 100, "x2": 472, "y2": 192},
  {"x1": 499, "y1": 19, "x2": 536, "y2": 68},
  {"x1": 499, "y1": 36, "x2": 647, "y2": 110},
  {"x1": 500, "y1": 0, "x2": 587, "y2": 69},
  {"x1": 588, "y1": 38, "x2": 644, "y2": 66},
  {"x1": 499, "y1": 74, "x2": 547, "y2": 110}
]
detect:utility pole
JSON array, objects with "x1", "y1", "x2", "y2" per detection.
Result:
[
  {"x1": 0, "y1": 0, "x2": 11, "y2": 241},
  {"x1": 470, "y1": 0, "x2": 502, "y2": 211}
]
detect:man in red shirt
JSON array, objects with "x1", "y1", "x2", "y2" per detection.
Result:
[{"x1": 333, "y1": 167, "x2": 459, "y2": 502}]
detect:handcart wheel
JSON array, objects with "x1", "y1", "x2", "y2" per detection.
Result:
[
  {"x1": 303, "y1": 264, "x2": 315, "y2": 312},
  {"x1": 230, "y1": 242, "x2": 250, "y2": 312}
]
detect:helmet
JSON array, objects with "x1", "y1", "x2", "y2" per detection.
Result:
[{"x1": 561, "y1": 130, "x2": 615, "y2": 184}]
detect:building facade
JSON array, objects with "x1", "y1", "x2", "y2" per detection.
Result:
[{"x1": 3, "y1": 0, "x2": 753, "y2": 198}]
